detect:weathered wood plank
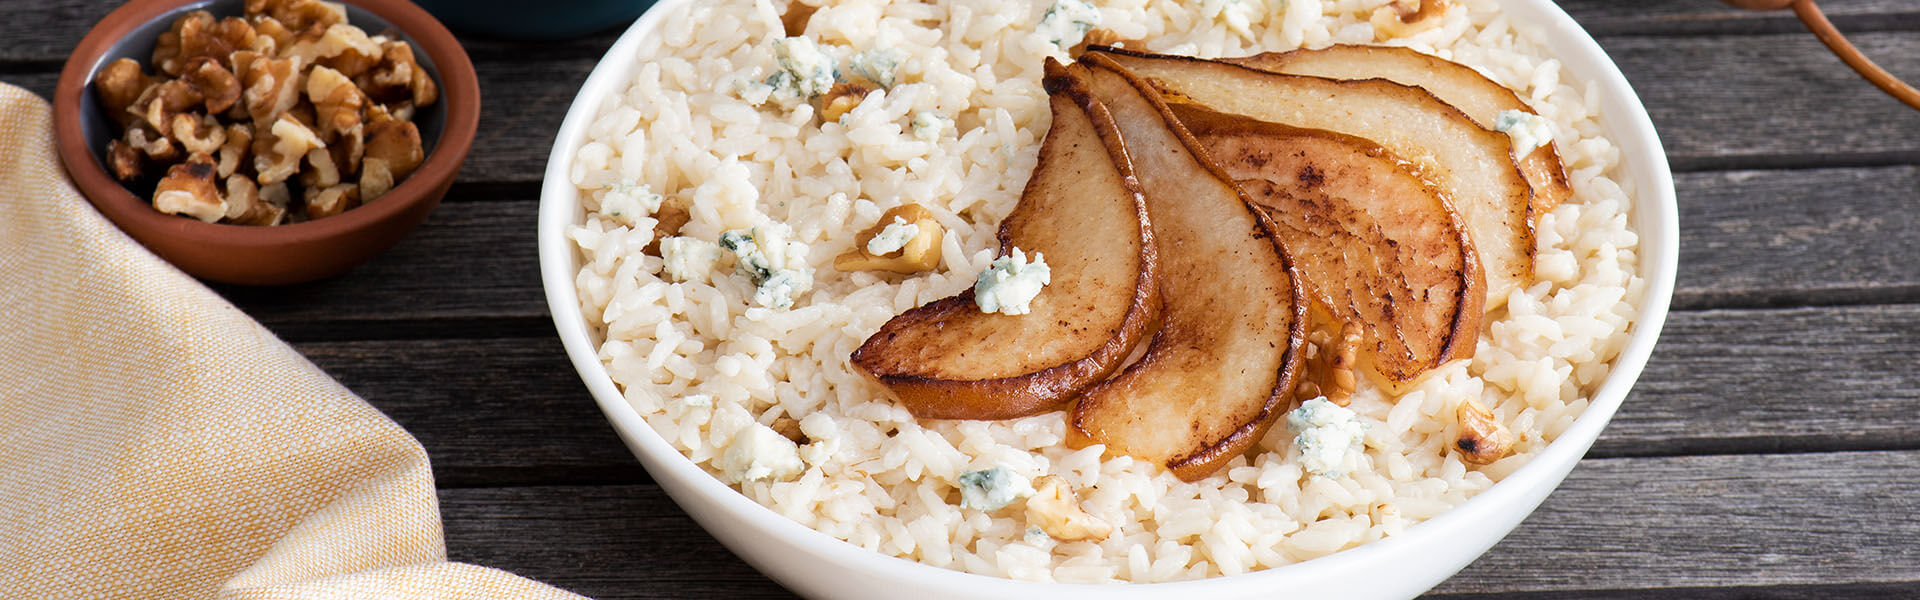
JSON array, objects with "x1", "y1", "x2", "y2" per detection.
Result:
[
  {"x1": 11, "y1": 9, "x2": 1920, "y2": 180},
  {"x1": 210, "y1": 197, "x2": 550, "y2": 335},
  {"x1": 1673, "y1": 167, "x2": 1920, "y2": 309},
  {"x1": 1591, "y1": 304, "x2": 1920, "y2": 458},
  {"x1": 436, "y1": 451, "x2": 1920, "y2": 598},
  {"x1": 295, "y1": 336, "x2": 647, "y2": 489},
  {"x1": 1599, "y1": 31, "x2": 1920, "y2": 170},
  {"x1": 1558, "y1": 0, "x2": 1920, "y2": 36}
]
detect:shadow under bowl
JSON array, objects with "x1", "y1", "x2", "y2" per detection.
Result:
[{"x1": 53, "y1": 0, "x2": 480, "y2": 286}]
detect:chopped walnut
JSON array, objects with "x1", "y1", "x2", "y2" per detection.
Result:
[
  {"x1": 239, "y1": 53, "x2": 305, "y2": 124},
  {"x1": 363, "y1": 116, "x2": 422, "y2": 180},
  {"x1": 126, "y1": 126, "x2": 180, "y2": 162},
  {"x1": 217, "y1": 122, "x2": 252, "y2": 178},
  {"x1": 252, "y1": 114, "x2": 326, "y2": 185},
  {"x1": 781, "y1": 1, "x2": 819, "y2": 36},
  {"x1": 833, "y1": 203, "x2": 945, "y2": 274},
  {"x1": 305, "y1": 65, "x2": 364, "y2": 138},
  {"x1": 106, "y1": 139, "x2": 144, "y2": 181},
  {"x1": 358, "y1": 157, "x2": 394, "y2": 202},
  {"x1": 169, "y1": 113, "x2": 228, "y2": 156},
  {"x1": 820, "y1": 81, "x2": 876, "y2": 123},
  {"x1": 281, "y1": 24, "x2": 382, "y2": 77},
  {"x1": 95, "y1": 58, "x2": 152, "y2": 126},
  {"x1": 358, "y1": 39, "x2": 435, "y2": 107},
  {"x1": 1023, "y1": 475, "x2": 1112, "y2": 542},
  {"x1": 642, "y1": 198, "x2": 692, "y2": 255},
  {"x1": 1453, "y1": 398, "x2": 1515, "y2": 465},
  {"x1": 221, "y1": 174, "x2": 259, "y2": 221},
  {"x1": 302, "y1": 147, "x2": 341, "y2": 188},
  {"x1": 304, "y1": 182, "x2": 360, "y2": 219},
  {"x1": 133, "y1": 79, "x2": 203, "y2": 133},
  {"x1": 154, "y1": 153, "x2": 224, "y2": 222},
  {"x1": 1372, "y1": 0, "x2": 1452, "y2": 40},
  {"x1": 100, "y1": 3, "x2": 435, "y2": 225},
  {"x1": 1298, "y1": 321, "x2": 1362, "y2": 406},
  {"x1": 181, "y1": 57, "x2": 242, "y2": 114}
]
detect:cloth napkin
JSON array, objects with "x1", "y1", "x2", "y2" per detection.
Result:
[{"x1": 0, "y1": 83, "x2": 584, "y2": 599}]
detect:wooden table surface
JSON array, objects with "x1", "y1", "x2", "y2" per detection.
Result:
[{"x1": 8, "y1": 0, "x2": 1920, "y2": 597}]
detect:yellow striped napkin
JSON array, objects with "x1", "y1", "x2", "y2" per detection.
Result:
[{"x1": 0, "y1": 82, "x2": 584, "y2": 599}]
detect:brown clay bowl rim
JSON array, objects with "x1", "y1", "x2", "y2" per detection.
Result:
[{"x1": 52, "y1": 0, "x2": 480, "y2": 248}]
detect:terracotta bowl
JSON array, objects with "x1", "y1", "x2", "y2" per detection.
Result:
[{"x1": 53, "y1": 0, "x2": 479, "y2": 286}]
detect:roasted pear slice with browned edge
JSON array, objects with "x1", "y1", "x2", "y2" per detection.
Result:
[
  {"x1": 1067, "y1": 54, "x2": 1307, "y2": 482},
  {"x1": 1174, "y1": 105, "x2": 1485, "y2": 395},
  {"x1": 850, "y1": 59, "x2": 1160, "y2": 421},
  {"x1": 1090, "y1": 46, "x2": 1533, "y2": 310},
  {"x1": 1225, "y1": 44, "x2": 1574, "y2": 217}
]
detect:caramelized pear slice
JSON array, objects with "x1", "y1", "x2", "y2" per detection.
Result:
[
  {"x1": 850, "y1": 59, "x2": 1160, "y2": 420},
  {"x1": 1091, "y1": 46, "x2": 1533, "y2": 309},
  {"x1": 1225, "y1": 44, "x2": 1574, "y2": 216},
  {"x1": 1067, "y1": 55, "x2": 1307, "y2": 482},
  {"x1": 1175, "y1": 105, "x2": 1484, "y2": 391}
]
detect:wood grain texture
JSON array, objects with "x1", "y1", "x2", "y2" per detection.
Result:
[
  {"x1": 1673, "y1": 167, "x2": 1920, "y2": 309},
  {"x1": 296, "y1": 337, "x2": 648, "y2": 488},
  {"x1": 1592, "y1": 304, "x2": 1920, "y2": 458},
  {"x1": 1598, "y1": 31, "x2": 1920, "y2": 170},
  {"x1": 1558, "y1": 0, "x2": 1920, "y2": 36},
  {"x1": 437, "y1": 451, "x2": 1920, "y2": 598}
]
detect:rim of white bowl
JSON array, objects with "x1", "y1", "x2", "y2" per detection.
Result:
[{"x1": 539, "y1": 0, "x2": 1678, "y2": 594}]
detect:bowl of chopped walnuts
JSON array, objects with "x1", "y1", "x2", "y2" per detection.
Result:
[{"x1": 53, "y1": 0, "x2": 479, "y2": 285}]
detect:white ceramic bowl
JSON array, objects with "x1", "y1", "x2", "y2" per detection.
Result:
[{"x1": 538, "y1": 2, "x2": 1679, "y2": 597}]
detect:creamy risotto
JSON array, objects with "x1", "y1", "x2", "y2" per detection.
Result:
[{"x1": 568, "y1": 0, "x2": 1643, "y2": 583}]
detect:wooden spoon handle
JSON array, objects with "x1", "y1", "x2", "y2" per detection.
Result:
[
  {"x1": 1722, "y1": 0, "x2": 1920, "y2": 110},
  {"x1": 1789, "y1": 0, "x2": 1920, "y2": 110}
]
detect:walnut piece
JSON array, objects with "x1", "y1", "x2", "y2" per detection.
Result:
[
  {"x1": 1372, "y1": 0, "x2": 1452, "y2": 40},
  {"x1": 362, "y1": 116, "x2": 422, "y2": 180},
  {"x1": 304, "y1": 182, "x2": 360, "y2": 219},
  {"x1": 221, "y1": 173, "x2": 259, "y2": 221},
  {"x1": 305, "y1": 64, "x2": 364, "y2": 138},
  {"x1": 252, "y1": 113, "x2": 326, "y2": 185},
  {"x1": 1297, "y1": 321, "x2": 1362, "y2": 406},
  {"x1": 217, "y1": 122, "x2": 252, "y2": 178},
  {"x1": 181, "y1": 57, "x2": 242, "y2": 114},
  {"x1": 1453, "y1": 397, "x2": 1515, "y2": 465},
  {"x1": 833, "y1": 203, "x2": 944, "y2": 274},
  {"x1": 239, "y1": 53, "x2": 305, "y2": 124},
  {"x1": 820, "y1": 81, "x2": 876, "y2": 123},
  {"x1": 170, "y1": 113, "x2": 228, "y2": 156},
  {"x1": 106, "y1": 139, "x2": 144, "y2": 181},
  {"x1": 126, "y1": 126, "x2": 180, "y2": 162},
  {"x1": 153, "y1": 153, "x2": 224, "y2": 222},
  {"x1": 95, "y1": 58, "x2": 152, "y2": 125},
  {"x1": 1024, "y1": 475, "x2": 1112, "y2": 542}
]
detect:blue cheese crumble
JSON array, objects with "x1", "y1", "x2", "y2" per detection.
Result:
[
  {"x1": 1037, "y1": 0, "x2": 1102, "y2": 48},
  {"x1": 1287, "y1": 397, "x2": 1366, "y2": 478},
  {"x1": 848, "y1": 47, "x2": 905, "y2": 88},
  {"x1": 659, "y1": 236, "x2": 724, "y2": 283},
  {"x1": 719, "y1": 224, "x2": 816, "y2": 309},
  {"x1": 1494, "y1": 109, "x2": 1555, "y2": 156},
  {"x1": 956, "y1": 466, "x2": 1035, "y2": 511},
  {"x1": 910, "y1": 111, "x2": 952, "y2": 141},
  {"x1": 719, "y1": 422, "x2": 804, "y2": 483},
  {"x1": 974, "y1": 247, "x2": 1050, "y2": 315},
  {"x1": 767, "y1": 36, "x2": 838, "y2": 105},
  {"x1": 865, "y1": 216, "x2": 919, "y2": 255},
  {"x1": 601, "y1": 179, "x2": 663, "y2": 227}
]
